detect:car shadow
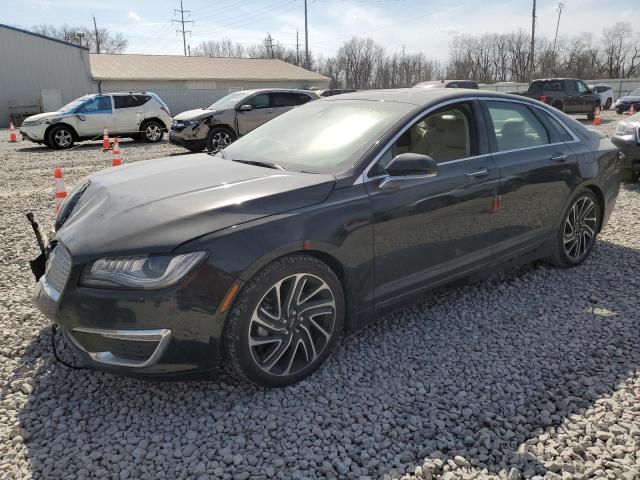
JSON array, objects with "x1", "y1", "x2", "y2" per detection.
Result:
[
  {"x1": 16, "y1": 139, "x2": 174, "y2": 154},
  {"x1": 8, "y1": 240, "x2": 640, "y2": 479}
]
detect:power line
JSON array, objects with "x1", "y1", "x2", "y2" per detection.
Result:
[{"x1": 173, "y1": 0, "x2": 194, "y2": 56}]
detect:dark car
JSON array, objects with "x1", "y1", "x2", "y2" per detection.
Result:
[
  {"x1": 169, "y1": 88, "x2": 319, "y2": 153},
  {"x1": 614, "y1": 87, "x2": 640, "y2": 114},
  {"x1": 414, "y1": 80, "x2": 479, "y2": 89},
  {"x1": 32, "y1": 89, "x2": 622, "y2": 387},
  {"x1": 611, "y1": 112, "x2": 640, "y2": 182},
  {"x1": 515, "y1": 78, "x2": 601, "y2": 119}
]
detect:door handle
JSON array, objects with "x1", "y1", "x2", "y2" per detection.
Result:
[
  {"x1": 551, "y1": 154, "x2": 568, "y2": 162},
  {"x1": 465, "y1": 168, "x2": 490, "y2": 178}
]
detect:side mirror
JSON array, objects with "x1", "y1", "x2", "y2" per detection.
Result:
[
  {"x1": 238, "y1": 104, "x2": 253, "y2": 112},
  {"x1": 380, "y1": 153, "x2": 437, "y2": 189}
]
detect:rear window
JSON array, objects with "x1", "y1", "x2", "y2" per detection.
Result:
[{"x1": 530, "y1": 81, "x2": 563, "y2": 93}]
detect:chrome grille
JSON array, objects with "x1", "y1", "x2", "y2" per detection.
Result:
[{"x1": 45, "y1": 244, "x2": 72, "y2": 294}]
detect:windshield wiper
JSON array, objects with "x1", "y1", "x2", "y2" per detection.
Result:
[{"x1": 232, "y1": 159, "x2": 285, "y2": 170}]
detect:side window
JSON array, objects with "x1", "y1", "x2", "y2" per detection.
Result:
[
  {"x1": 271, "y1": 93, "x2": 298, "y2": 108},
  {"x1": 565, "y1": 81, "x2": 578, "y2": 95},
  {"x1": 297, "y1": 94, "x2": 313, "y2": 105},
  {"x1": 114, "y1": 96, "x2": 133, "y2": 109},
  {"x1": 79, "y1": 96, "x2": 112, "y2": 114},
  {"x1": 534, "y1": 108, "x2": 574, "y2": 142},
  {"x1": 577, "y1": 81, "x2": 590, "y2": 94},
  {"x1": 485, "y1": 101, "x2": 549, "y2": 152},
  {"x1": 246, "y1": 93, "x2": 270, "y2": 109},
  {"x1": 369, "y1": 103, "x2": 474, "y2": 177}
]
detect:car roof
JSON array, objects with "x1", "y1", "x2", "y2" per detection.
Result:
[
  {"x1": 320, "y1": 87, "x2": 532, "y2": 106},
  {"x1": 233, "y1": 88, "x2": 318, "y2": 95}
]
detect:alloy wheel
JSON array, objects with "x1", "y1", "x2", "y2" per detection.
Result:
[
  {"x1": 145, "y1": 123, "x2": 162, "y2": 142},
  {"x1": 563, "y1": 196, "x2": 597, "y2": 261},
  {"x1": 54, "y1": 129, "x2": 72, "y2": 148},
  {"x1": 248, "y1": 273, "x2": 336, "y2": 377},
  {"x1": 209, "y1": 131, "x2": 232, "y2": 153}
]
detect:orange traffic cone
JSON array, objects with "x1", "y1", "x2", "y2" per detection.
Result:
[
  {"x1": 102, "y1": 127, "x2": 110, "y2": 150},
  {"x1": 488, "y1": 193, "x2": 503, "y2": 213},
  {"x1": 9, "y1": 121, "x2": 17, "y2": 143},
  {"x1": 629, "y1": 104, "x2": 637, "y2": 116},
  {"x1": 54, "y1": 167, "x2": 67, "y2": 213},
  {"x1": 111, "y1": 137, "x2": 122, "y2": 166},
  {"x1": 593, "y1": 106, "x2": 601, "y2": 126}
]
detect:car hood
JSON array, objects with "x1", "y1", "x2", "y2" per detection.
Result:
[
  {"x1": 619, "y1": 95, "x2": 640, "y2": 102},
  {"x1": 173, "y1": 108, "x2": 221, "y2": 121},
  {"x1": 23, "y1": 112, "x2": 68, "y2": 123},
  {"x1": 57, "y1": 154, "x2": 335, "y2": 259}
]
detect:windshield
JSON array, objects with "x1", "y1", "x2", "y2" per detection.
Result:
[
  {"x1": 58, "y1": 97, "x2": 91, "y2": 113},
  {"x1": 627, "y1": 88, "x2": 640, "y2": 97},
  {"x1": 207, "y1": 91, "x2": 250, "y2": 110},
  {"x1": 222, "y1": 99, "x2": 413, "y2": 174}
]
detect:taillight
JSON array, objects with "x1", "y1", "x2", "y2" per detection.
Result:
[{"x1": 538, "y1": 95, "x2": 548, "y2": 103}]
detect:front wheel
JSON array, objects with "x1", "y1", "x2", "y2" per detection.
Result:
[
  {"x1": 141, "y1": 120, "x2": 164, "y2": 143},
  {"x1": 206, "y1": 127, "x2": 235, "y2": 153},
  {"x1": 47, "y1": 125, "x2": 75, "y2": 149},
  {"x1": 547, "y1": 190, "x2": 601, "y2": 268},
  {"x1": 224, "y1": 254, "x2": 345, "y2": 387},
  {"x1": 604, "y1": 98, "x2": 612, "y2": 110}
]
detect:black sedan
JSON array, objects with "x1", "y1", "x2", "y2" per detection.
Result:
[
  {"x1": 615, "y1": 87, "x2": 640, "y2": 114},
  {"x1": 32, "y1": 89, "x2": 622, "y2": 387}
]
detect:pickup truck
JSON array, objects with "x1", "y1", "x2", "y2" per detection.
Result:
[{"x1": 512, "y1": 78, "x2": 601, "y2": 119}]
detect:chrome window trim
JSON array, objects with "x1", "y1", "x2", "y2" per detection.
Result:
[{"x1": 354, "y1": 95, "x2": 581, "y2": 185}]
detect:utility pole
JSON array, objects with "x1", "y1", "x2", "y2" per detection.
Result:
[
  {"x1": 265, "y1": 33, "x2": 275, "y2": 58},
  {"x1": 401, "y1": 44, "x2": 406, "y2": 86},
  {"x1": 553, "y1": 1, "x2": 564, "y2": 55},
  {"x1": 304, "y1": 0, "x2": 309, "y2": 69},
  {"x1": 188, "y1": 44, "x2": 191, "y2": 56},
  {"x1": 173, "y1": 0, "x2": 193, "y2": 56},
  {"x1": 529, "y1": 0, "x2": 536, "y2": 81},
  {"x1": 93, "y1": 16, "x2": 100, "y2": 54},
  {"x1": 296, "y1": 29, "x2": 300, "y2": 66}
]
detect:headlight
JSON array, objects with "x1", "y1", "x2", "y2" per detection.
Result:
[
  {"x1": 79, "y1": 251, "x2": 208, "y2": 290},
  {"x1": 615, "y1": 123, "x2": 636, "y2": 136},
  {"x1": 30, "y1": 118, "x2": 51, "y2": 126}
]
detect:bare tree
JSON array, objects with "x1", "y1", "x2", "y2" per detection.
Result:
[
  {"x1": 31, "y1": 24, "x2": 127, "y2": 53},
  {"x1": 192, "y1": 38, "x2": 245, "y2": 58},
  {"x1": 601, "y1": 22, "x2": 640, "y2": 78}
]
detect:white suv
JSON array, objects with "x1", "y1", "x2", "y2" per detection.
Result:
[
  {"x1": 588, "y1": 84, "x2": 615, "y2": 110},
  {"x1": 20, "y1": 92, "x2": 172, "y2": 149}
]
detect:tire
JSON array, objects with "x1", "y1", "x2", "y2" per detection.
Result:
[
  {"x1": 47, "y1": 125, "x2": 75, "y2": 149},
  {"x1": 547, "y1": 189, "x2": 601, "y2": 268},
  {"x1": 140, "y1": 120, "x2": 164, "y2": 143},
  {"x1": 224, "y1": 254, "x2": 345, "y2": 387},
  {"x1": 206, "y1": 127, "x2": 235, "y2": 153},
  {"x1": 551, "y1": 101, "x2": 564, "y2": 112},
  {"x1": 616, "y1": 109, "x2": 623, "y2": 114},
  {"x1": 604, "y1": 98, "x2": 612, "y2": 110},
  {"x1": 587, "y1": 104, "x2": 600, "y2": 121}
]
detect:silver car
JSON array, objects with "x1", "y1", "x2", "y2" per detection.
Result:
[
  {"x1": 169, "y1": 89, "x2": 319, "y2": 153},
  {"x1": 20, "y1": 92, "x2": 172, "y2": 149}
]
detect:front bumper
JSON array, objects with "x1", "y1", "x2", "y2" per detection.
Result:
[
  {"x1": 33, "y1": 243, "x2": 238, "y2": 378},
  {"x1": 169, "y1": 131, "x2": 207, "y2": 150},
  {"x1": 612, "y1": 134, "x2": 640, "y2": 170},
  {"x1": 20, "y1": 125, "x2": 46, "y2": 142}
]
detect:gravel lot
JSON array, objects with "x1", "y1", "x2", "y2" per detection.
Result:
[{"x1": 1, "y1": 110, "x2": 639, "y2": 480}]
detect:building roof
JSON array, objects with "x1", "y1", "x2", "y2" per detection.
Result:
[
  {"x1": 0, "y1": 23, "x2": 89, "y2": 50},
  {"x1": 89, "y1": 54, "x2": 329, "y2": 83}
]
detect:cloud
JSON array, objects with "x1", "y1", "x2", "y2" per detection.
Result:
[{"x1": 128, "y1": 10, "x2": 143, "y2": 22}]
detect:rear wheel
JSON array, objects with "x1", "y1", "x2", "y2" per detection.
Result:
[
  {"x1": 604, "y1": 98, "x2": 612, "y2": 110},
  {"x1": 48, "y1": 125, "x2": 75, "y2": 149},
  {"x1": 224, "y1": 254, "x2": 344, "y2": 387},
  {"x1": 551, "y1": 101, "x2": 564, "y2": 112},
  {"x1": 206, "y1": 127, "x2": 235, "y2": 153},
  {"x1": 547, "y1": 190, "x2": 600, "y2": 268},
  {"x1": 141, "y1": 120, "x2": 164, "y2": 142}
]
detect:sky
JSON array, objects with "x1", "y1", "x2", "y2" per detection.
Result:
[{"x1": 7, "y1": 0, "x2": 640, "y2": 60}]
